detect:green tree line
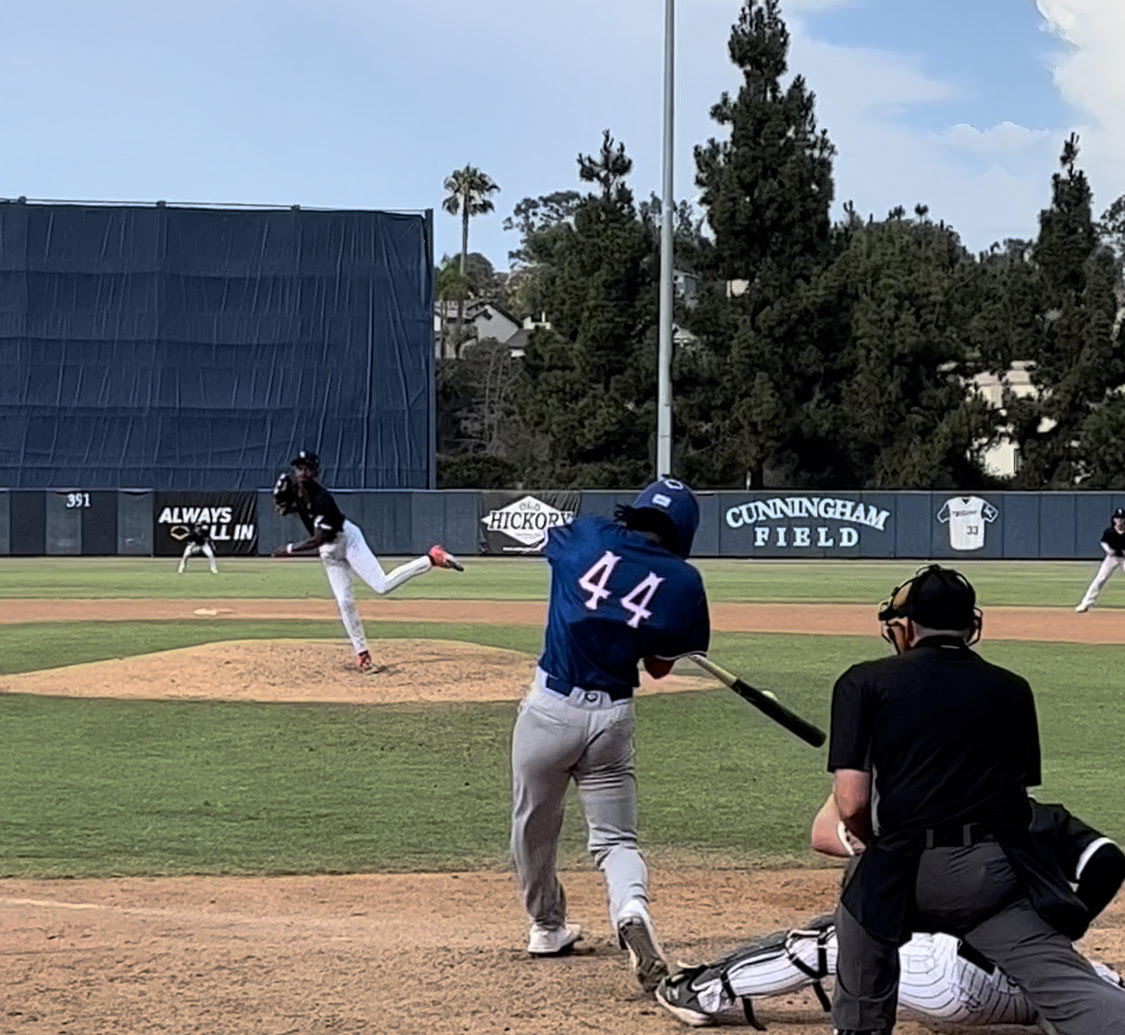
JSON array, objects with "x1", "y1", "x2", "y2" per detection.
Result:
[{"x1": 438, "y1": 0, "x2": 1125, "y2": 491}]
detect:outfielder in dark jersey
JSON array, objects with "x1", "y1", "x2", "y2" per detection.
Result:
[
  {"x1": 1077, "y1": 507, "x2": 1125, "y2": 612},
  {"x1": 656, "y1": 799, "x2": 1125, "y2": 1028},
  {"x1": 511, "y1": 478, "x2": 710, "y2": 992},
  {"x1": 177, "y1": 523, "x2": 218, "y2": 575},
  {"x1": 271, "y1": 450, "x2": 463, "y2": 672}
]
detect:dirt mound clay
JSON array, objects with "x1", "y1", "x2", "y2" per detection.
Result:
[{"x1": 0, "y1": 639, "x2": 716, "y2": 705}]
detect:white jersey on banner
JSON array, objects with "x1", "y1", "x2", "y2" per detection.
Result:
[{"x1": 938, "y1": 496, "x2": 999, "y2": 551}]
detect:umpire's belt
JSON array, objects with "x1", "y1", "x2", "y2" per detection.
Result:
[
  {"x1": 922, "y1": 822, "x2": 993, "y2": 849},
  {"x1": 543, "y1": 672, "x2": 634, "y2": 703}
]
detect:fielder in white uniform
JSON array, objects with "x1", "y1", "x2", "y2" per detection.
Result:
[
  {"x1": 271, "y1": 450, "x2": 463, "y2": 672},
  {"x1": 1076, "y1": 507, "x2": 1125, "y2": 613},
  {"x1": 656, "y1": 795, "x2": 1125, "y2": 1028},
  {"x1": 177, "y1": 523, "x2": 218, "y2": 575}
]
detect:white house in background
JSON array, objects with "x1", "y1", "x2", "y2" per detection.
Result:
[
  {"x1": 673, "y1": 269, "x2": 700, "y2": 306},
  {"x1": 972, "y1": 362, "x2": 1041, "y2": 478},
  {"x1": 434, "y1": 300, "x2": 523, "y2": 357},
  {"x1": 504, "y1": 315, "x2": 551, "y2": 358}
]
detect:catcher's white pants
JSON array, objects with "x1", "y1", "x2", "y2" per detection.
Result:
[
  {"x1": 319, "y1": 520, "x2": 431, "y2": 654},
  {"x1": 1079, "y1": 554, "x2": 1125, "y2": 609},
  {"x1": 179, "y1": 543, "x2": 217, "y2": 574},
  {"x1": 688, "y1": 926, "x2": 1122, "y2": 1027}
]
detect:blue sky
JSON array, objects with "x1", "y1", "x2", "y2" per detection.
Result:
[{"x1": 2, "y1": 0, "x2": 1121, "y2": 269}]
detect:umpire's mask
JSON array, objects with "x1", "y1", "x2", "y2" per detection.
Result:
[{"x1": 877, "y1": 564, "x2": 983, "y2": 654}]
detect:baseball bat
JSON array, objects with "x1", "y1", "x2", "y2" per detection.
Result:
[{"x1": 687, "y1": 654, "x2": 826, "y2": 748}]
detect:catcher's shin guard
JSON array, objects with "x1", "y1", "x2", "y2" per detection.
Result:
[{"x1": 675, "y1": 915, "x2": 837, "y2": 1027}]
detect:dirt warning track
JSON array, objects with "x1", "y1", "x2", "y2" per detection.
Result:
[{"x1": 2, "y1": 598, "x2": 1123, "y2": 644}]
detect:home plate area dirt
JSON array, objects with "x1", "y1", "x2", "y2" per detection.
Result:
[
  {"x1": 4, "y1": 639, "x2": 1125, "y2": 1032},
  {"x1": 4, "y1": 869, "x2": 1125, "y2": 1034}
]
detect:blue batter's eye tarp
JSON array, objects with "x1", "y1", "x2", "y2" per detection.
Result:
[{"x1": 0, "y1": 202, "x2": 434, "y2": 490}]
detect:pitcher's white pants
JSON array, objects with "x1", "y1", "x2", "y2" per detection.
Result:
[
  {"x1": 1080, "y1": 554, "x2": 1125, "y2": 610},
  {"x1": 179, "y1": 543, "x2": 217, "y2": 574},
  {"x1": 319, "y1": 520, "x2": 431, "y2": 654}
]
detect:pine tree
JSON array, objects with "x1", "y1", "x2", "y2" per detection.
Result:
[
  {"x1": 813, "y1": 215, "x2": 1001, "y2": 488},
  {"x1": 514, "y1": 132, "x2": 658, "y2": 487},
  {"x1": 1011, "y1": 135, "x2": 1123, "y2": 487},
  {"x1": 682, "y1": 0, "x2": 837, "y2": 487}
]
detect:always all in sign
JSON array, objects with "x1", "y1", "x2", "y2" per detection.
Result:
[
  {"x1": 153, "y1": 492, "x2": 258, "y2": 556},
  {"x1": 479, "y1": 492, "x2": 579, "y2": 554}
]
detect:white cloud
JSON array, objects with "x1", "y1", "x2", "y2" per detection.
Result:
[
  {"x1": 944, "y1": 121, "x2": 1055, "y2": 157},
  {"x1": 776, "y1": 31, "x2": 1060, "y2": 250},
  {"x1": 1034, "y1": 0, "x2": 1125, "y2": 212},
  {"x1": 782, "y1": 0, "x2": 861, "y2": 10}
]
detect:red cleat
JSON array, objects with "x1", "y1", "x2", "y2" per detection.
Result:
[
  {"x1": 357, "y1": 650, "x2": 374, "y2": 672},
  {"x1": 427, "y1": 544, "x2": 464, "y2": 571}
]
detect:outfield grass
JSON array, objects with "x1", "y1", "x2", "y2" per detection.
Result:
[
  {"x1": 1, "y1": 618, "x2": 1122, "y2": 878},
  {"x1": 0, "y1": 555, "x2": 1116, "y2": 608}
]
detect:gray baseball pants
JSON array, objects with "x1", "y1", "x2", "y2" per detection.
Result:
[
  {"x1": 510, "y1": 670, "x2": 649, "y2": 931},
  {"x1": 833, "y1": 841, "x2": 1125, "y2": 1033}
]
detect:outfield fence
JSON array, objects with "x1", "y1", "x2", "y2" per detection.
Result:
[{"x1": 1, "y1": 488, "x2": 1124, "y2": 560}]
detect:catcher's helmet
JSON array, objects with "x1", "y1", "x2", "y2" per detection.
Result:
[
  {"x1": 878, "y1": 564, "x2": 981, "y2": 637},
  {"x1": 290, "y1": 449, "x2": 320, "y2": 471},
  {"x1": 626, "y1": 478, "x2": 700, "y2": 558}
]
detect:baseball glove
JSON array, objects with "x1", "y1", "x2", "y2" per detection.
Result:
[{"x1": 272, "y1": 471, "x2": 299, "y2": 515}]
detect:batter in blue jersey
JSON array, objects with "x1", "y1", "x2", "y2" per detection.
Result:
[{"x1": 510, "y1": 479, "x2": 711, "y2": 994}]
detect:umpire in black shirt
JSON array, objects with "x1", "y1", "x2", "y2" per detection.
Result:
[{"x1": 829, "y1": 564, "x2": 1125, "y2": 1034}]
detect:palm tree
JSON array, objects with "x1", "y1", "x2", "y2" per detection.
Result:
[{"x1": 442, "y1": 166, "x2": 500, "y2": 353}]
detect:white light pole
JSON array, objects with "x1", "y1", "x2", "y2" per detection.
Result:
[{"x1": 656, "y1": 0, "x2": 675, "y2": 479}]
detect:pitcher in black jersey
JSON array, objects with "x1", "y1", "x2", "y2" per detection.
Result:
[
  {"x1": 1076, "y1": 506, "x2": 1125, "y2": 613},
  {"x1": 271, "y1": 450, "x2": 463, "y2": 672}
]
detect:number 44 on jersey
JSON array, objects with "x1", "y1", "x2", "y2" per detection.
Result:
[{"x1": 578, "y1": 550, "x2": 665, "y2": 629}]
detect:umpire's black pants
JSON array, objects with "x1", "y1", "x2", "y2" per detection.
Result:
[{"x1": 833, "y1": 841, "x2": 1125, "y2": 1033}]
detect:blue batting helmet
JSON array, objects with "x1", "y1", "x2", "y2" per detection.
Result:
[{"x1": 630, "y1": 478, "x2": 700, "y2": 558}]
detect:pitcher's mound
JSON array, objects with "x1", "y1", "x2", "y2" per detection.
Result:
[{"x1": 0, "y1": 639, "x2": 715, "y2": 705}]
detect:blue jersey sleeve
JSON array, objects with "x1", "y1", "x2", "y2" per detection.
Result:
[
  {"x1": 544, "y1": 521, "x2": 576, "y2": 561},
  {"x1": 647, "y1": 575, "x2": 710, "y2": 659}
]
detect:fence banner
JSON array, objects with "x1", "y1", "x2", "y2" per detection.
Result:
[
  {"x1": 478, "y1": 491, "x2": 579, "y2": 554},
  {"x1": 153, "y1": 492, "x2": 258, "y2": 556}
]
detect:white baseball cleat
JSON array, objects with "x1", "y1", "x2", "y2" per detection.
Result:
[
  {"x1": 617, "y1": 899, "x2": 669, "y2": 992},
  {"x1": 1076, "y1": 604, "x2": 1090, "y2": 613},
  {"x1": 527, "y1": 921, "x2": 582, "y2": 956}
]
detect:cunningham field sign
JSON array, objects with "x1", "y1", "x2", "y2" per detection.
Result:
[{"x1": 725, "y1": 495, "x2": 891, "y2": 550}]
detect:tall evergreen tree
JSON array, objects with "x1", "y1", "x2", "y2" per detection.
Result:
[
  {"x1": 1008, "y1": 136, "x2": 1123, "y2": 487},
  {"x1": 812, "y1": 215, "x2": 1002, "y2": 488},
  {"x1": 515, "y1": 132, "x2": 658, "y2": 487},
  {"x1": 682, "y1": 0, "x2": 837, "y2": 487}
]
